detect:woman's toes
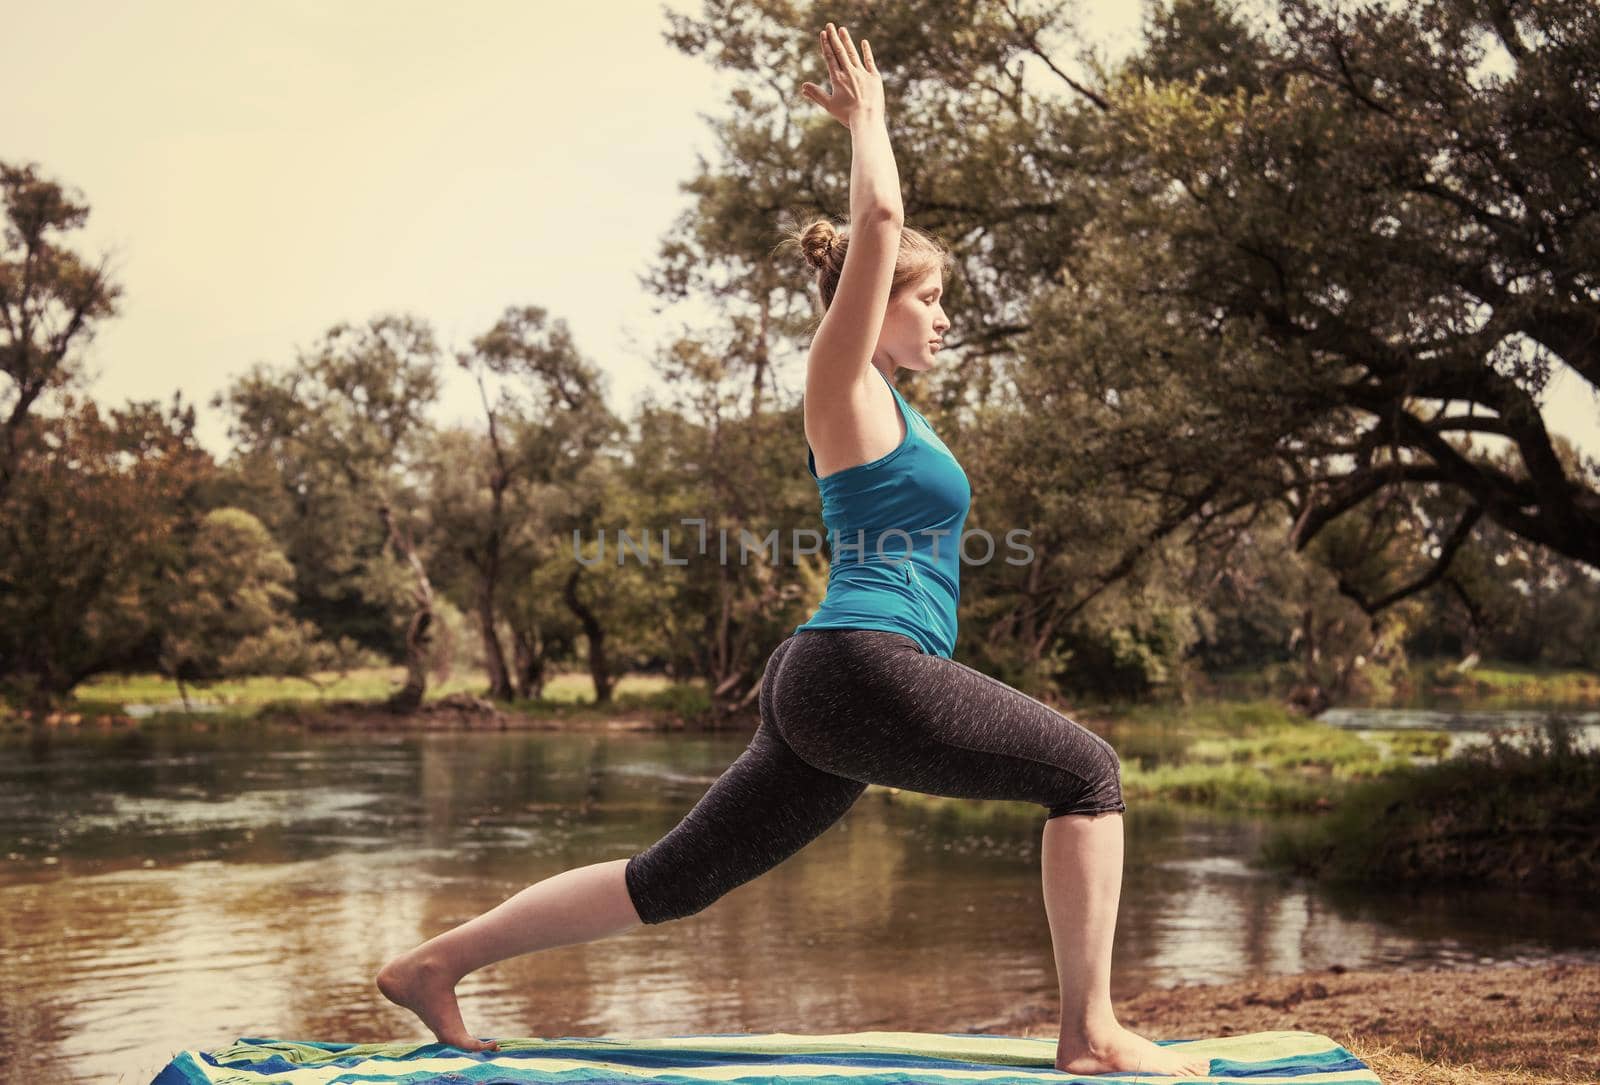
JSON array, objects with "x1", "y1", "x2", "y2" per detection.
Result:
[{"x1": 435, "y1": 1030, "x2": 487, "y2": 1052}]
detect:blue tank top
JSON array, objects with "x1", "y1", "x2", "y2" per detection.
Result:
[{"x1": 793, "y1": 367, "x2": 971, "y2": 657}]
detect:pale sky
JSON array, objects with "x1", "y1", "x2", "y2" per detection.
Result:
[{"x1": 5, "y1": 0, "x2": 1596, "y2": 462}]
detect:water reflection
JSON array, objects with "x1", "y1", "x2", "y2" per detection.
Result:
[{"x1": 0, "y1": 724, "x2": 1596, "y2": 1084}]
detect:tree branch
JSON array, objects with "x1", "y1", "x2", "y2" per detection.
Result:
[{"x1": 1336, "y1": 503, "x2": 1484, "y2": 617}]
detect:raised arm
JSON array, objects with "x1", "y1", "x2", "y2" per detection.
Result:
[{"x1": 800, "y1": 24, "x2": 904, "y2": 415}]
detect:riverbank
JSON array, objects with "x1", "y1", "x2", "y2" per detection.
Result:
[
  {"x1": 0, "y1": 657, "x2": 1586, "y2": 742},
  {"x1": 5, "y1": 667, "x2": 716, "y2": 734},
  {"x1": 250, "y1": 692, "x2": 674, "y2": 733},
  {"x1": 1203, "y1": 658, "x2": 1600, "y2": 710},
  {"x1": 0, "y1": 694, "x2": 678, "y2": 735},
  {"x1": 1253, "y1": 715, "x2": 1600, "y2": 898},
  {"x1": 966, "y1": 960, "x2": 1600, "y2": 1084},
  {"x1": 38, "y1": 656, "x2": 1600, "y2": 729}
]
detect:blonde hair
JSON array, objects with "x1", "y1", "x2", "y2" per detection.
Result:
[{"x1": 777, "y1": 215, "x2": 953, "y2": 329}]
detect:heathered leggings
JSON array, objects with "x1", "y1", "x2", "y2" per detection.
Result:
[{"x1": 623, "y1": 628, "x2": 1126, "y2": 925}]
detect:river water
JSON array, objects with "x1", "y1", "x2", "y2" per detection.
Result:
[{"x1": 1, "y1": 709, "x2": 1596, "y2": 1084}]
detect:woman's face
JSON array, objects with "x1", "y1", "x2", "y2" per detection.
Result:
[{"x1": 873, "y1": 265, "x2": 949, "y2": 374}]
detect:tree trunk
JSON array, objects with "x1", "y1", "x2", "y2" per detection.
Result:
[
  {"x1": 1446, "y1": 576, "x2": 1485, "y2": 661},
  {"x1": 379, "y1": 503, "x2": 435, "y2": 713},
  {"x1": 1287, "y1": 606, "x2": 1331, "y2": 716},
  {"x1": 512, "y1": 624, "x2": 547, "y2": 701},
  {"x1": 562, "y1": 568, "x2": 612, "y2": 703},
  {"x1": 389, "y1": 608, "x2": 433, "y2": 712},
  {"x1": 477, "y1": 585, "x2": 514, "y2": 701}
]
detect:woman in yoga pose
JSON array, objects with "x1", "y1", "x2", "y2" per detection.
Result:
[{"x1": 378, "y1": 23, "x2": 1210, "y2": 1078}]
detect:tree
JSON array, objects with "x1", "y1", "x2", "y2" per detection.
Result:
[
  {"x1": 1019, "y1": 0, "x2": 1600, "y2": 621},
  {"x1": 627, "y1": 346, "x2": 821, "y2": 719},
  {"x1": 1406, "y1": 509, "x2": 1600, "y2": 669},
  {"x1": 0, "y1": 161, "x2": 121, "y2": 503},
  {"x1": 437, "y1": 306, "x2": 618, "y2": 701},
  {"x1": 214, "y1": 313, "x2": 443, "y2": 710},
  {"x1": 156, "y1": 507, "x2": 340, "y2": 702},
  {"x1": 0, "y1": 393, "x2": 214, "y2": 706}
]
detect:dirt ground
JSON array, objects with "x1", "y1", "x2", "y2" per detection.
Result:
[{"x1": 969, "y1": 962, "x2": 1600, "y2": 1084}]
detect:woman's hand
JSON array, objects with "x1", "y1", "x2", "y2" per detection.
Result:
[{"x1": 800, "y1": 22, "x2": 885, "y2": 127}]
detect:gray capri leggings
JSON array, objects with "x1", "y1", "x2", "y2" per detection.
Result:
[{"x1": 623, "y1": 627, "x2": 1126, "y2": 925}]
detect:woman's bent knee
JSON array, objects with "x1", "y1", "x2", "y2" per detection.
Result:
[
  {"x1": 1046, "y1": 744, "x2": 1126, "y2": 819},
  {"x1": 625, "y1": 850, "x2": 715, "y2": 925}
]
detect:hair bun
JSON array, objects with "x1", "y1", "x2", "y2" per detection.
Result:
[{"x1": 800, "y1": 220, "x2": 838, "y2": 270}]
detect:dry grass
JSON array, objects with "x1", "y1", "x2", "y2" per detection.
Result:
[{"x1": 971, "y1": 962, "x2": 1599, "y2": 1083}]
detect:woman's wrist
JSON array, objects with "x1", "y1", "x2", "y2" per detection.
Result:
[{"x1": 847, "y1": 108, "x2": 887, "y2": 134}]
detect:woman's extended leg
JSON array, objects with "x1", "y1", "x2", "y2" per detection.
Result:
[
  {"x1": 377, "y1": 636, "x2": 865, "y2": 1049},
  {"x1": 375, "y1": 859, "x2": 637, "y2": 1052}
]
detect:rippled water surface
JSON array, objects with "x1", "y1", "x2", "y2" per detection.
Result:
[{"x1": 1, "y1": 715, "x2": 1595, "y2": 1084}]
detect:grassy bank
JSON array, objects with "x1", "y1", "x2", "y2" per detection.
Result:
[
  {"x1": 876, "y1": 699, "x2": 1423, "y2": 818},
  {"x1": 1110, "y1": 700, "x2": 1412, "y2": 812},
  {"x1": 1414, "y1": 659, "x2": 1600, "y2": 706},
  {"x1": 1206, "y1": 657, "x2": 1600, "y2": 707},
  {"x1": 855, "y1": 698, "x2": 1599, "y2": 898},
  {"x1": 69, "y1": 666, "x2": 702, "y2": 712},
  {"x1": 0, "y1": 667, "x2": 713, "y2": 733},
  {"x1": 1255, "y1": 715, "x2": 1599, "y2": 897},
  {"x1": 830, "y1": 698, "x2": 1442, "y2": 826}
]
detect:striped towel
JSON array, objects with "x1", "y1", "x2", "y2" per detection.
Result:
[{"x1": 149, "y1": 1028, "x2": 1381, "y2": 1084}]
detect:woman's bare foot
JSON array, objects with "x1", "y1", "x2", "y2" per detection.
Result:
[
  {"x1": 376, "y1": 950, "x2": 500, "y2": 1053},
  {"x1": 1057, "y1": 1022, "x2": 1211, "y2": 1077}
]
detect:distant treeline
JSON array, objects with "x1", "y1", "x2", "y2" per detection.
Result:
[{"x1": 4, "y1": 0, "x2": 1598, "y2": 715}]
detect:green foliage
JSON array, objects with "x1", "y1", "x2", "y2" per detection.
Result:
[
  {"x1": 1417, "y1": 659, "x2": 1600, "y2": 705},
  {"x1": 613, "y1": 682, "x2": 713, "y2": 721},
  {"x1": 0, "y1": 394, "x2": 216, "y2": 705},
  {"x1": 1057, "y1": 593, "x2": 1204, "y2": 701},
  {"x1": 1259, "y1": 715, "x2": 1600, "y2": 894},
  {"x1": 0, "y1": 159, "x2": 122, "y2": 494},
  {"x1": 1116, "y1": 697, "x2": 1305, "y2": 737},
  {"x1": 1209, "y1": 654, "x2": 1600, "y2": 708},
  {"x1": 75, "y1": 664, "x2": 495, "y2": 711},
  {"x1": 1122, "y1": 759, "x2": 1336, "y2": 813},
  {"x1": 418, "y1": 594, "x2": 477, "y2": 687},
  {"x1": 589, "y1": 391, "x2": 822, "y2": 711},
  {"x1": 993, "y1": 0, "x2": 1597, "y2": 697},
  {"x1": 210, "y1": 314, "x2": 444, "y2": 659},
  {"x1": 1404, "y1": 515, "x2": 1600, "y2": 672},
  {"x1": 156, "y1": 507, "x2": 340, "y2": 688},
  {"x1": 426, "y1": 305, "x2": 623, "y2": 699},
  {"x1": 1371, "y1": 729, "x2": 1453, "y2": 761}
]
